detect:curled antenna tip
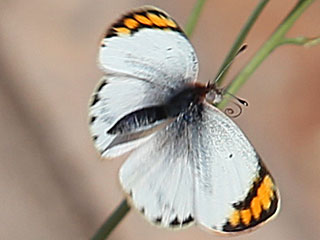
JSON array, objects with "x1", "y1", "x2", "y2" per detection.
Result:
[
  {"x1": 224, "y1": 91, "x2": 248, "y2": 107},
  {"x1": 224, "y1": 102, "x2": 243, "y2": 118},
  {"x1": 238, "y1": 98, "x2": 249, "y2": 106}
]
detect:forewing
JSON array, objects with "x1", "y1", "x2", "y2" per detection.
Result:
[
  {"x1": 192, "y1": 103, "x2": 280, "y2": 234},
  {"x1": 119, "y1": 116, "x2": 195, "y2": 228},
  {"x1": 89, "y1": 75, "x2": 170, "y2": 158},
  {"x1": 99, "y1": 6, "x2": 199, "y2": 89},
  {"x1": 89, "y1": 7, "x2": 199, "y2": 158}
]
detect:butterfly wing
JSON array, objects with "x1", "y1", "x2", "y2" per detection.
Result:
[
  {"x1": 119, "y1": 114, "x2": 196, "y2": 228},
  {"x1": 99, "y1": 6, "x2": 198, "y2": 89},
  {"x1": 192, "y1": 103, "x2": 280, "y2": 233},
  {"x1": 119, "y1": 102, "x2": 279, "y2": 232},
  {"x1": 89, "y1": 7, "x2": 198, "y2": 158}
]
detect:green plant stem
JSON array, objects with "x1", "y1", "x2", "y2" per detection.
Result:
[
  {"x1": 91, "y1": 200, "x2": 130, "y2": 240},
  {"x1": 218, "y1": 0, "x2": 315, "y2": 109},
  {"x1": 280, "y1": 36, "x2": 320, "y2": 46},
  {"x1": 215, "y1": 0, "x2": 270, "y2": 86},
  {"x1": 184, "y1": 0, "x2": 207, "y2": 37}
]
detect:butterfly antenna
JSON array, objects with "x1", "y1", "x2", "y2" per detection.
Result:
[
  {"x1": 224, "y1": 102, "x2": 243, "y2": 118},
  {"x1": 210, "y1": 44, "x2": 247, "y2": 86},
  {"x1": 224, "y1": 91, "x2": 249, "y2": 107},
  {"x1": 206, "y1": 44, "x2": 248, "y2": 108},
  {"x1": 223, "y1": 91, "x2": 248, "y2": 118}
]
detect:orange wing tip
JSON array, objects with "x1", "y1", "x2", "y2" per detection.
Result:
[
  {"x1": 146, "y1": 13, "x2": 168, "y2": 27},
  {"x1": 221, "y1": 161, "x2": 280, "y2": 233},
  {"x1": 113, "y1": 27, "x2": 131, "y2": 35},
  {"x1": 123, "y1": 18, "x2": 140, "y2": 29},
  {"x1": 133, "y1": 14, "x2": 153, "y2": 25},
  {"x1": 222, "y1": 195, "x2": 279, "y2": 232},
  {"x1": 104, "y1": 7, "x2": 184, "y2": 39}
]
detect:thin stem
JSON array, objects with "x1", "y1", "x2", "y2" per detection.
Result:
[
  {"x1": 218, "y1": 0, "x2": 315, "y2": 109},
  {"x1": 215, "y1": 0, "x2": 270, "y2": 86},
  {"x1": 91, "y1": 200, "x2": 130, "y2": 240},
  {"x1": 184, "y1": 0, "x2": 207, "y2": 37},
  {"x1": 280, "y1": 36, "x2": 320, "y2": 46}
]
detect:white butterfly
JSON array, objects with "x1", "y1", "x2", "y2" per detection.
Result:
[{"x1": 89, "y1": 6, "x2": 280, "y2": 234}]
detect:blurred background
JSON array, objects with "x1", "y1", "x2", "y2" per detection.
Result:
[{"x1": 1, "y1": 0, "x2": 320, "y2": 239}]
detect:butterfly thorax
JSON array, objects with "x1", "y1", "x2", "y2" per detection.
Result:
[{"x1": 164, "y1": 83, "x2": 207, "y2": 118}]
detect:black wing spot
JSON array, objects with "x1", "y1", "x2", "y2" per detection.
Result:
[
  {"x1": 229, "y1": 153, "x2": 233, "y2": 158},
  {"x1": 147, "y1": 9, "x2": 164, "y2": 17},
  {"x1": 90, "y1": 116, "x2": 97, "y2": 124},
  {"x1": 106, "y1": 31, "x2": 117, "y2": 38},
  {"x1": 169, "y1": 216, "x2": 180, "y2": 226},
  {"x1": 140, "y1": 207, "x2": 145, "y2": 214},
  {"x1": 154, "y1": 217, "x2": 162, "y2": 224},
  {"x1": 182, "y1": 215, "x2": 194, "y2": 225},
  {"x1": 97, "y1": 80, "x2": 107, "y2": 92},
  {"x1": 92, "y1": 135, "x2": 98, "y2": 141},
  {"x1": 90, "y1": 94, "x2": 100, "y2": 106}
]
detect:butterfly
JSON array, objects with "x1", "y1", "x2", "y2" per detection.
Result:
[{"x1": 88, "y1": 6, "x2": 280, "y2": 234}]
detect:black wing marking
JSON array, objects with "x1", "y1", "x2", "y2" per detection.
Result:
[
  {"x1": 107, "y1": 105, "x2": 168, "y2": 135},
  {"x1": 105, "y1": 7, "x2": 184, "y2": 39}
]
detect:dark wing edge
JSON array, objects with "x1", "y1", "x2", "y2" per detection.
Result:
[
  {"x1": 221, "y1": 158, "x2": 280, "y2": 233},
  {"x1": 104, "y1": 6, "x2": 185, "y2": 40}
]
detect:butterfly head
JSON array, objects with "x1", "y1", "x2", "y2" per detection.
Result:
[{"x1": 205, "y1": 82, "x2": 224, "y2": 105}]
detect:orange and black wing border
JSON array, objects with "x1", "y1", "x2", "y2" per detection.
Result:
[
  {"x1": 104, "y1": 7, "x2": 184, "y2": 40},
  {"x1": 222, "y1": 159, "x2": 280, "y2": 233}
]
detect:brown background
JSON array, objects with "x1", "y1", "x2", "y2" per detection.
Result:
[{"x1": 1, "y1": 0, "x2": 320, "y2": 239}]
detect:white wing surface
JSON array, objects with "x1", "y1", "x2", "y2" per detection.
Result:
[
  {"x1": 119, "y1": 115, "x2": 195, "y2": 228},
  {"x1": 89, "y1": 7, "x2": 198, "y2": 158},
  {"x1": 192, "y1": 103, "x2": 279, "y2": 233},
  {"x1": 119, "y1": 102, "x2": 279, "y2": 233}
]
